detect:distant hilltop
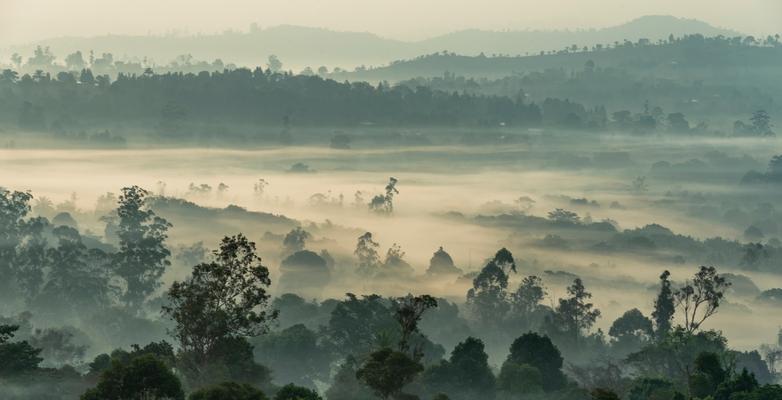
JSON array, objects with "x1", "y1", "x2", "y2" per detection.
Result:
[{"x1": 2, "y1": 15, "x2": 741, "y2": 69}]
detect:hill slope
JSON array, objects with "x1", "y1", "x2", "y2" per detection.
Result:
[{"x1": 3, "y1": 16, "x2": 740, "y2": 69}]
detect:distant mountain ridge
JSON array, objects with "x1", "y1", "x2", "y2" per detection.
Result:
[{"x1": 3, "y1": 15, "x2": 741, "y2": 69}]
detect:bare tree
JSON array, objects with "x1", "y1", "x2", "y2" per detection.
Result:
[{"x1": 673, "y1": 266, "x2": 730, "y2": 333}]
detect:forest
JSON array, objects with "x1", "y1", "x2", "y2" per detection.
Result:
[
  {"x1": 2, "y1": 5, "x2": 782, "y2": 400},
  {"x1": 1, "y1": 183, "x2": 782, "y2": 400},
  {"x1": 0, "y1": 33, "x2": 778, "y2": 148}
]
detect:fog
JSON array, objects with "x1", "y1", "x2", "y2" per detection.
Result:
[
  {"x1": 2, "y1": 5, "x2": 782, "y2": 398},
  {"x1": 3, "y1": 133, "x2": 781, "y2": 355}
]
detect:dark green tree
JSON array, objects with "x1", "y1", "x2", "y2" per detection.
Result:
[
  {"x1": 252, "y1": 324, "x2": 332, "y2": 388},
  {"x1": 0, "y1": 188, "x2": 33, "y2": 295},
  {"x1": 324, "y1": 356, "x2": 376, "y2": 400},
  {"x1": 590, "y1": 388, "x2": 620, "y2": 400},
  {"x1": 466, "y1": 248, "x2": 516, "y2": 325},
  {"x1": 0, "y1": 324, "x2": 42, "y2": 376},
  {"x1": 497, "y1": 361, "x2": 543, "y2": 396},
  {"x1": 274, "y1": 384, "x2": 322, "y2": 400},
  {"x1": 115, "y1": 185, "x2": 171, "y2": 309},
  {"x1": 609, "y1": 308, "x2": 653, "y2": 356},
  {"x1": 550, "y1": 278, "x2": 601, "y2": 343},
  {"x1": 355, "y1": 232, "x2": 381, "y2": 275},
  {"x1": 356, "y1": 348, "x2": 423, "y2": 400},
  {"x1": 421, "y1": 337, "x2": 495, "y2": 400},
  {"x1": 690, "y1": 351, "x2": 727, "y2": 398},
  {"x1": 37, "y1": 226, "x2": 112, "y2": 316},
  {"x1": 393, "y1": 294, "x2": 438, "y2": 356},
  {"x1": 714, "y1": 369, "x2": 758, "y2": 400},
  {"x1": 163, "y1": 234, "x2": 276, "y2": 382},
  {"x1": 190, "y1": 382, "x2": 268, "y2": 400},
  {"x1": 652, "y1": 270, "x2": 675, "y2": 340},
  {"x1": 505, "y1": 332, "x2": 566, "y2": 391},
  {"x1": 508, "y1": 275, "x2": 547, "y2": 330},
  {"x1": 282, "y1": 227, "x2": 310, "y2": 256},
  {"x1": 81, "y1": 354, "x2": 184, "y2": 400}
]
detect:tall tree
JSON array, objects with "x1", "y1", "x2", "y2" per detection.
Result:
[
  {"x1": 505, "y1": 332, "x2": 566, "y2": 391},
  {"x1": 673, "y1": 266, "x2": 730, "y2": 334},
  {"x1": 163, "y1": 234, "x2": 277, "y2": 376},
  {"x1": 509, "y1": 275, "x2": 547, "y2": 330},
  {"x1": 115, "y1": 186, "x2": 171, "y2": 310},
  {"x1": 356, "y1": 347, "x2": 423, "y2": 400},
  {"x1": 80, "y1": 354, "x2": 184, "y2": 400},
  {"x1": 354, "y1": 232, "x2": 380, "y2": 275},
  {"x1": 422, "y1": 337, "x2": 496, "y2": 400},
  {"x1": 466, "y1": 248, "x2": 516, "y2": 325},
  {"x1": 0, "y1": 324, "x2": 42, "y2": 376},
  {"x1": 652, "y1": 270, "x2": 675, "y2": 340},
  {"x1": 282, "y1": 227, "x2": 310, "y2": 256},
  {"x1": 392, "y1": 294, "x2": 437, "y2": 357},
  {"x1": 38, "y1": 226, "x2": 112, "y2": 316},
  {"x1": 551, "y1": 278, "x2": 601, "y2": 343},
  {"x1": 0, "y1": 188, "x2": 33, "y2": 295}
]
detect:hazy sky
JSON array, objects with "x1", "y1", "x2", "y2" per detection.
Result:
[{"x1": 1, "y1": 0, "x2": 780, "y2": 45}]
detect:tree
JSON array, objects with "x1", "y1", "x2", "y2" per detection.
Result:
[
  {"x1": 324, "y1": 356, "x2": 376, "y2": 400},
  {"x1": 626, "y1": 328, "x2": 728, "y2": 389},
  {"x1": 497, "y1": 362, "x2": 543, "y2": 396},
  {"x1": 421, "y1": 337, "x2": 496, "y2": 400},
  {"x1": 673, "y1": 266, "x2": 730, "y2": 333},
  {"x1": 274, "y1": 384, "x2": 322, "y2": 400},
  {"x1": 322, "y1": 293, "x2": 443, "y2": 364},
  {"x1": 0, "y1": 324, "x2": 42, "y2": 376},
  {"x1": 652, "y1": 270, "x2": 675, "y2": 340},
  {"x1": 667, "y1": 112, "x2": 690, "y2": 132},
  {"x1": 355, "y1": 232, "x2": 380, "y2": 275},
  {"x1": 466, "y1": 248, "x2": 516, "y2": 325},
  {"x1": 547, "y1": 208, "x2": 581, "y2": 224},
  {"x1": 163, "y1": 234, "x2": 277, "y2": 374},
  {"x1": 769, "y1": 155, "x2": 782, "y2": 176},
  {"x1": 282, "y1": 227, "x2": 310, "y2": 256},
  {"x1": 81, "y1": 354, "x2": 185, "y2": 400},
  {"x1": 279, "y1": 250, "x2": 330, "y2": 295},
  {"x1": 79, "y1": 68, "x2": 95, "y2": 84},
  {"x1": 356, "y1": 348, "x2": 423, "y2": 400},
  {"x1": 29, "y1": 326, "x2": 90, "y2": 367},
  {"x1": 690, "y1": 351, "x2": 727, "y2": 398},
  {"x1": 505, "y1": 332, "x2": 566, "y2": 391},
  {"x1": 627, "y1": 378, "x2": 680, "y2": 400},
  {"x1": 393, "y1": 294, "x2": 438, "y2": 356},
  {"x1": 751, "y1": 110, "x2": 773, "y2": 136},
  {"x1": 425, "y1": 247, "x2": 461, "y2": 276},
  {"x1": 0, "y1": 188, "x2": 33, "y2": 294},
  {"x1": 550, "y1": 278, "x2": 601, "y2": 342},
  {"x1": 11, "y1": 215, "x2": 48, "y2": 302},
  {"x1": 190, "y1": 382, "x2": 268, "y2": 400},
  {"x1": 714, "y1": 368, "x2": 758, "y2": 400},
  {"x1": 65, "y1": 51, "x2": 86, "y2": 70},
  {"x1": 267, "y1": 55, "x2": 283, "y2": 73},
  {"x1": 590, "y1": 388, "x2": 620, "y2": 400},
  {"x1": 27, "y1": 46, "x2": 55, "y2": 67},
  {"x1": 509, "y1": 275, "x2": 547, "y2": 330},
  {"x1": 115, "y1": 185, "x2": 172, "y2": 309},
  {"x1": 252, "y1": 324, "x2": 332, "y2": 388},
  {"x1": 37, "y1": 226, "x2": 112, "y2": 316},
  {"x1": 1, "y1": 69, "x2": 18, "y2": 82},
  {"x1": 369, "y1": 177, "x2": 399, "y2": 214},
  {"x1": 609, "y1": 309, "x2": 653, "y2": 355}
]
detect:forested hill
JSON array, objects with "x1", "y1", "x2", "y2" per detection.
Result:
[
  {"x1": 335, "y1": 34, "x2": 782, "y2": 82},
  {"x1": 3, "y1": 15, "x2": 739, "y2": 69}
]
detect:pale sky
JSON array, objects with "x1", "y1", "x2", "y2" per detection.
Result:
[{"x1": 1, "y1": 0, "x2": 780, "y2": 46}]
